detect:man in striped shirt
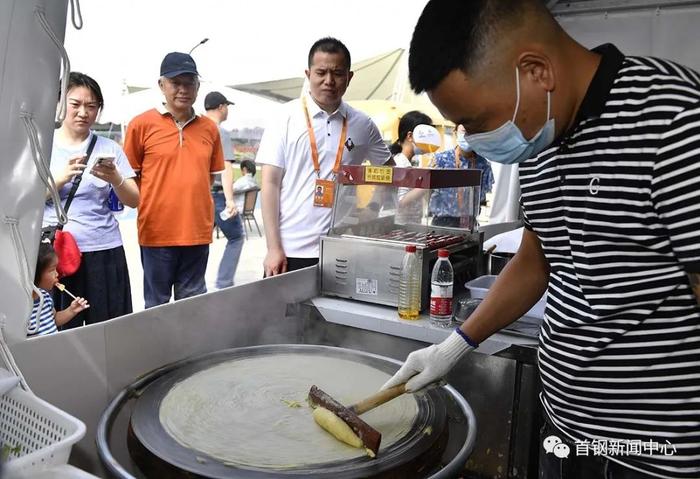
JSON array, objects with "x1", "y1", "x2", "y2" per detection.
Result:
[{"x1": 383, "y1": 1, "x2": 700, "y2": 477}]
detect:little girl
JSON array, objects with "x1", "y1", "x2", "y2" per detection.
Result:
[{"x1": 29, "y1": 242, "x2": 89, "y2": 337}]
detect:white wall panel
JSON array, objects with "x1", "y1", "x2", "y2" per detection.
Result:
[{"x1": 0, "y1": 0, "x2": 68, "y2": 344}]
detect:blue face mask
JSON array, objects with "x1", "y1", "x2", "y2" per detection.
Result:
[
  {"x1": 456, "y1": 133, "x2": 471, "y2": 152},
  {"x1": 465, "y1": 67, "x2": 555, "y2": 165}
]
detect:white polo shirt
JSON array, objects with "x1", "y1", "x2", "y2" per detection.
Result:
[{"x1": 256, "y1": 93, "x2": 389, "y2": 258}]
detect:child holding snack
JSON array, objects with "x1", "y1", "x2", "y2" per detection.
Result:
[{"x1": 28, "y1": 242, "x2": 89, "y2": 337}]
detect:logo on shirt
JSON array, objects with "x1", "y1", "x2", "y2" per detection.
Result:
[
  {"x1": 345, "y1": 138, "x2": 355, "y2": 151},
  {"x1": 589, "y1": 177, "x2": 600, "y2": 195}
]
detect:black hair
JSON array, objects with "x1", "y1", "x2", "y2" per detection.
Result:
[
  {"x1": 409, "y1": 0, "x2": 547, "y2": 93},
  {"x1": 389, "y1": 110, "x2": 433, "y2": 155},
  {"x1": 240, "y1": 159, "x2": 256, "y2": 177},
  {"x1": 61, "y1": 71, "x2": 105, "y2": 109},
  {"x1": 308, "y1": 37, "x2": 352, "y2": 70},
  {"x1": 34, "y1": 242, "x2": 57, "y2": 285}
]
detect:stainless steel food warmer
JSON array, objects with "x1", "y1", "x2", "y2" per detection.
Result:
[{"x1": 320, "y1": 165, "x2": 483, "y2": 311}]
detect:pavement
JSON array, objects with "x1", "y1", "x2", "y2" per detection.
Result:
[
  {"x1": 118, "y1": 195, "x2": 493, "y2": 312},
  {"x1": 117, "y1": 208, "x2": 267, "y2": 312}
]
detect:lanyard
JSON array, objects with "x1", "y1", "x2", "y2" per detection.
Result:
[{"x1": 302, "y1": 96, "x2": 348, "y2": 178}]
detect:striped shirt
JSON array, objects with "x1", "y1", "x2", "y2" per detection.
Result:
[
  {"x1": 27, "y1": 289, "x2": 57, "y2": 337},
  {"x1": 520, "y1": 44, "x2": 700, "y2": 478}
]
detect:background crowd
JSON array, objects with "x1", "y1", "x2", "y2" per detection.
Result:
[{"x1": 29, "y1": 38, "x2": 493, "y2": 338}]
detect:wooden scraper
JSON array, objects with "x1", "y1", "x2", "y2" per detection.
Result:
[{"x1": 307, "y1": 383, "x2": 406, "y2": 457}]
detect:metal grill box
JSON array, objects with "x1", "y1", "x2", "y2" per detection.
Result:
[{"x1": 320, "y1": 166, "x2": 483, "y2": 310}]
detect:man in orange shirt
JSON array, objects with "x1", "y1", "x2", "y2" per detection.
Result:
[{"x1": 123, "y1": 52, "x2": 224, "y2": 308}]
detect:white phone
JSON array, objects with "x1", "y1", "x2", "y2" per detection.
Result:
[{"x1": 94, "y1": 156, "x2": 115, "y2": 167}]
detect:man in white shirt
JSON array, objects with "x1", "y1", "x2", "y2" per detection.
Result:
[{"x1": 256, "y1": 37, "x2": 390, "y2": 275}]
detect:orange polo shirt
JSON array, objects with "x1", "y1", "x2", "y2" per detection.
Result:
[{"x1": 123, "y1": 107, "x2": 225, "y2": 246}]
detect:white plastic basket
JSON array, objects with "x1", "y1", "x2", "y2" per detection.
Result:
[{"x1": 1, "y1": 385, "x2": 86, "y2": 475}]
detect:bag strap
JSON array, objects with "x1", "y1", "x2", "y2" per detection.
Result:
[{"x1": 59, "y1": 134, "x2": 98, "y2": 229}]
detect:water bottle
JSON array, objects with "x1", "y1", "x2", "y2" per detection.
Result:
[
  {"x1": 108, "y1": 187, "x2": 124, "y2": 212},
  {"x1": 430, "y1": 249, "x2": 454, "y2": 328},
  {"x1": 398, "y1": 245, "x2": 421, "y2": 320}
]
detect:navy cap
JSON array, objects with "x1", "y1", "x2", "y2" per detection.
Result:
[
  {"x1": 204, "y1": 91, "x2": 235, "y2": 110},
  {"x1": 160, "y1": 52, "x2": 199, "y2": 78}
]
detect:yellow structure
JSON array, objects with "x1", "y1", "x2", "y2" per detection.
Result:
[{"x1": 347, "y1": 99, "x2": 451, "y2": 147}]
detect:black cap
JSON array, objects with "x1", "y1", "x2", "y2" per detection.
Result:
[
  {"x1": 160, "y1": 52, "x2": 199, "y2": 78},
  {"x1": 204, "y1": 91, "x2": 235, "y2": 110}
]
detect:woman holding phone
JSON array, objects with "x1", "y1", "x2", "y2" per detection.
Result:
[{"x1": 43, "y1": 72, "x2": 139, "y2": 328}]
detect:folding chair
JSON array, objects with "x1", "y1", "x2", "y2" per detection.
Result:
[{"x1": 242, "y1": 188, "x2": 262, "y2": 239}]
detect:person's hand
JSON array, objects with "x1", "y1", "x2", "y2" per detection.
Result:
[
  {"x1": 225, "y1": 200, "x2": 238, "y2": 217},
  {"x1": 91, "y1": 159, "x2": 122, "y2": 185},
  {"x1": 55, "y1": 155, "x2": 88, "y2": 187},
  {"x1": 381, "y1": 330, "x2": 476, "y2": 392},
  {"x1": 264, "y1": 248, "x2": 287, "y2": 277},
  {"x1": 68, "y1": 297, "x2": 90, "y2": 314}
]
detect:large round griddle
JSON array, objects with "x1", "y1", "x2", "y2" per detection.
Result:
[{"x1": 128, "y1": 345, "x2": 450, "y2": 479}]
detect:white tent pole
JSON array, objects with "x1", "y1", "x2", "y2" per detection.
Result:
[{"x1": 390, "y1": 48, "x2": 409, "y2": 103}]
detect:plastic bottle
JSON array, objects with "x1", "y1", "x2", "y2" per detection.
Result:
[
  {"x1": 107, "y1": 187, "x2": 124, "y2": 212},
  {"x1": 398, "y1": 245, "x2": 421, "y2": 320},
  {"x1": 430, "y1": 249, "x2": 454, "y2": 328}
]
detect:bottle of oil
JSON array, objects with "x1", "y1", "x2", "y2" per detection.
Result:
[{"x1": 398, "y1": 245, "x2": 421, "y2": 319}]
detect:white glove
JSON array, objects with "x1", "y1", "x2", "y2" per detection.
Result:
[{"x1": 381, "y1": 330, "x2": 476, "y2": 392}]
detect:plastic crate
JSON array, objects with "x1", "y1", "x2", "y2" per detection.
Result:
[
  {"x1": 466, "y1": 275, "x2": 546, "y2": 320},
  {"x1": 0, "y1": 385, "x2": 85, "y2": 475}
]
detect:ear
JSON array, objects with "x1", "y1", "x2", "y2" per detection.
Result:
[
  {"x1": 406, "y1": 131, "x2": 414, "y2": 143},
  {"x1": 517, "y1": 52, "x2": 555, "y2": 92},
  {"x1": 305, "y1": 69, "x2": 311, "y2": 80},
  {"x1": 158, "y1": 79, "x2": 166, "y2": 93},
  {"x1": 347, "y1": 70, "x2": 354, "y2": 86}
]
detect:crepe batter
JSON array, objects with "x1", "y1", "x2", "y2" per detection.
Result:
[{"x1": 159, "y1": 354, "x2": 419, "y2": 468}]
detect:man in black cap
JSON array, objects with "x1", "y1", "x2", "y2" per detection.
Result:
[
  {"x1": 204, "y1": 91, "x2": 244, "y2": 289},
  {"x1": 123, "y1": 52, "x2": 225, "y2": 308}
]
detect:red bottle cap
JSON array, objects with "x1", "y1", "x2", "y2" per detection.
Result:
[
  {"x1": 405, "y1": 245, "x2": 417, "y2": 253},
  {"x1": 438, "y1": 249, "x2": 450, "y2": 258}
]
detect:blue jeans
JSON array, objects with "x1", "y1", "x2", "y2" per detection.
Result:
[
  {"x1": 140, "y1": 245, "x2": 209, "y2": 308},
  {"x1": 213, "y1": 191, "x2": 244, "y2": 289}
]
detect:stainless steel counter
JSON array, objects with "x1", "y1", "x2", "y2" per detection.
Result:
[{"x1": 311, "y1": 296, "x2": 538, "y2": 358}]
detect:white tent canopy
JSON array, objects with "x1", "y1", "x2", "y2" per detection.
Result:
[
  {"x1": 98, "y1": 82, "x2": 282, "y2": 130},
  {"x1": 232, "y1": 49, "x2": 448, "y2": 125}
]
